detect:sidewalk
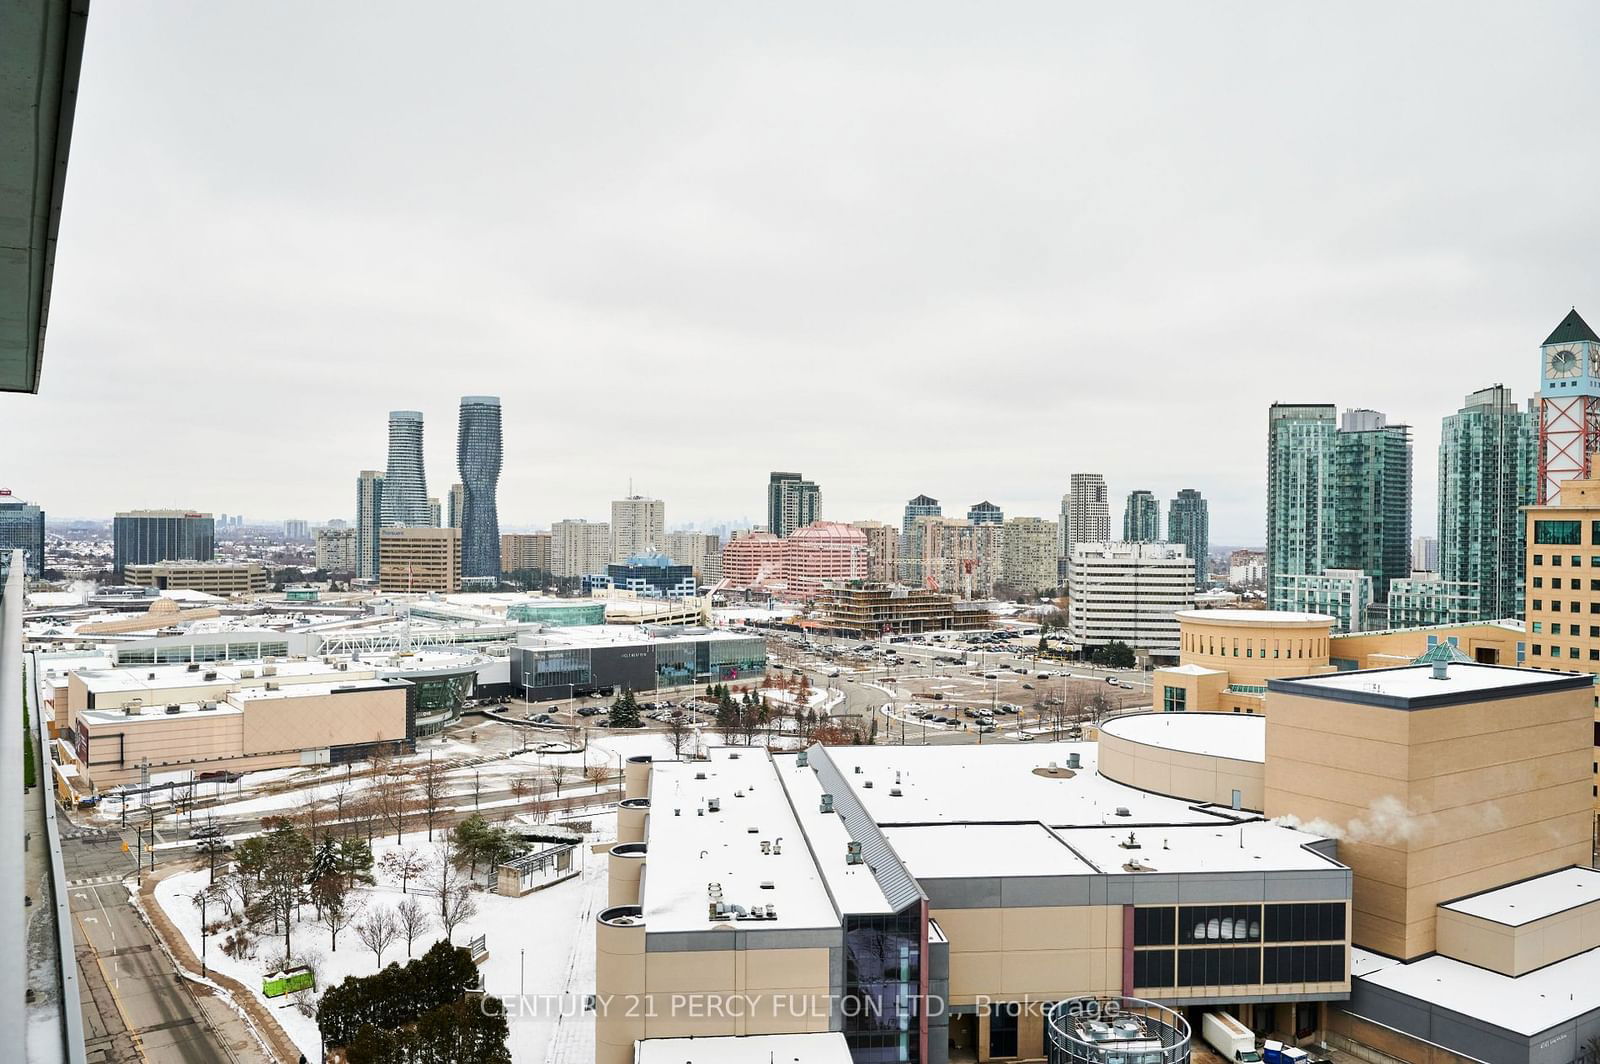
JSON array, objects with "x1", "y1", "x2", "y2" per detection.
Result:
[{"x1": 137, "y1": 862, "x2": 303, "y2": 1063}]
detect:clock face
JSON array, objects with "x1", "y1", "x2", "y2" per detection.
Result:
[{"x1": 1548, "y1": 348, "x2": 1581, "y2": 378}]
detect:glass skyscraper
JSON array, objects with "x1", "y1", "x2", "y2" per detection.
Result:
[
  {"x1": 1438, "y1": 385, "x2": 1536, "y2": 619},
  {"x1": 112, "y1": 510, "x2": 215, "y2": 578},
  {"x1": 0, "y1": 496, "x2": 45, "y2": 580},
  {"x1": 1123, "y1": 490, "x2": 1160, "y2": 541},
  {"x1": 1267, "y1": 404, "x2": 1412, "y2": 609},
  {"x1": 380, "y1": 410, "x2": 429, "y2": 528},
  {"x1": 457, "y1": 396, "x2": 502, "y2": 581},
  {"x1": 1167, "y1": 488, "x2": 1209, "y2": 590}
]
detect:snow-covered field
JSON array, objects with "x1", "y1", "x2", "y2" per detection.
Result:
[{"x1": 154, "y1": 815, "x2": 614, "y2": 1062}]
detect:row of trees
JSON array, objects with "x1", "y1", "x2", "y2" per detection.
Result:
[{"x1": 317, "y1": 939, "x2": 499, "y2": 1055}]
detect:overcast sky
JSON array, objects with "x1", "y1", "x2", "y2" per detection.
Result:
[{"x1": 8, "y1": 2, "x2": 1600, "y2": 544}]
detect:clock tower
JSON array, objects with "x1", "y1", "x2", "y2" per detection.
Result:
[{"x1": 1538, "y1": 307, "x2": 1600, "y2": 504}]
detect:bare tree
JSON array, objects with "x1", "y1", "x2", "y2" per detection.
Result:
[
  {"x1": 396, "y1": 895, "x2": 430, "y2": 958},
  {"x1": 509, "y1": 775, "x2": 534, "y2": 805},
  {"x1": 665, "y1": 714, "x2": 690, "y2": 758},
  {"x1": 439, "y1": 884, "x2": 478, "y2": 943},
  {"x1": 373, "y1": 758, "x2": 416, "y2": 844},
  {"x1": 551, "y1": 762, "x2": 570, "y2": 797},
  {"x1": 584, "y1": 762, "x2": 611, "y2": 788},
  {"x1": 413, "y1": 752, "x2": 450, "y2": 842},
  {"x1": 354, "y1": 905, "x2": 401, "y2": 971},
  {"x1": 426, "y1": 838, "x2": 466, "y2": 928},
  {"x1": 380, "y1": 846, "x2": 429, "y2": 894}
]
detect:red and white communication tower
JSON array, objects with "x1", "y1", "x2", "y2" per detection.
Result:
[{"x1": 1538, "y1": 308, "x2": 1600, "y2": 505}]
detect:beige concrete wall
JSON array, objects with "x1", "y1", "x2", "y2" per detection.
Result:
[
  {"x1": 80, "y1": 710, "x2": 246, "y2": 787},
  {"x1": 238, "y1": 686, "x2": 406, "y2": 756},
  {"x1": 1179, "y1": 616, "x2": 1333, "y2": 684},
  {"x1": 624, "y1": 757, "x2": 653, "y2": 801},
  {"x1": 617, "y1": 803, "x2": 648, "y2": 845},
  {"x1": 607, "y1": 847, "x2": 644, "y2": 907},
  {"x1": 595, "y1": 921, "x2": 832, "y2": 1064},
  {"x1": 1099, "y1": 719, "x2": 1265, "y2": 809},
  {"x1": 1150, "y1": 668, "x2": 1229, "y2": 712},
  {"x1": 934, "y1": 905, "x2": 1121, "y2": 1008},
  {"x1": 1329, "y1": 624, "x2": 1522, "y2": 669},
  {"x1": 1436, "y1": 895, "x2": 1600, "y2": 976},
  {"x1": 1264, "y1": 686, "x2": 1593, "y2": 959}
]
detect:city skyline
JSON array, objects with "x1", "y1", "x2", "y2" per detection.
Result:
[{"x1": 6, "y1": 4, "x2": 1600, "y2": 541}]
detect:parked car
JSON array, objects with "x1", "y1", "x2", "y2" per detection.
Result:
[
  {"x1": 1021, "y1": 683, "x2": 1034, "y2": 690},
  {"x1": 1016, "y1": 732, "x2": 1035, "y2": 742}
]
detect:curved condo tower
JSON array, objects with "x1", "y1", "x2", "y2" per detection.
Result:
[
  {"x1": 457, "y1": 396, "x2": 503, "y2": 580},
  {"x1": 380, "y1": 410, "x2": 430, "y2": 527}
]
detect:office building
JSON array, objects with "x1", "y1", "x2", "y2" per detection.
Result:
[
  {"x1": 112, "y1": 510, "x2": 215, "y2": 578},
  {"x1": 966, "y1": 500, "x2": 1003, "y2": 525},
  {"x1": 1276, "y1": 568, "x2": 1372, "y2": 634},
  {"x1": 848, "y1": 521, "x2": 899, "y2": 584},
  {"x1": 378, "y1": 527, "x2": 461, "y2": 593},
  {"x1": 125, "y1": 561, "x2": 268, "y2": 596},
  {"x1": 500, "y1": 532, "x2": 552, "y2": 578},
  {"x1": 0, "y1": 493, "x2": 44, "y2": 580},
  {"x1": 1167, "y1": 488, "x2": 1209, "y2": 590},
  {"x1": 720, "y1": 531, "x2": 785, "y2": 590},
  {"x1": 610, "y1": 496, "x2": 665, "y2": 563},
  {"x1": 356, "y1": 470, "x2": 384, "y2": 580},
  {"x1": 551, "y1": 519, "x2": 611, "y2": 580},
  {"x1": 1438, "y1": 385, "x2": 1536, "y2": 620},
  {"x1": 1410, "y1": 535, "x2": 1438, "y2": 572},
  {"x1": 662, "y1": 530, "x2": 722, "y2": 584},
  {"x1": 1000, "y1": 515, "x2": 1057, "y2": 597},
  {"x1": 457, "y1": 395, "x2": 502, "y2": 582},
  {"x1": 315, "y1": 527, "x2": 358, "y2": 573},
  {"x1": 1267, "y1": 404, "x2": 1411, "y2": 609},
  {"x1": 1384, "y1": 570, "x2": 1479, "y2": 629},
  {"x1": 284, "y1": 519, "x2": 309, "y2": 541},
  {"x1": 379, "y1": 410, "x2": 429, "y2": 527},
  {"x1": 584, "y1": 554, "x2": 697, "y2": 599},
  {"x1": 1066, "y1": 541, "x2": 1196, "y2": 655},
  {"x1": 1123, "y1": 490, "x2": 1159, "y2": 542},
  {"x1": 768, "y1": 472, "x2": 821, "y2": 539},
  {"x1": 781, "y1": 522, "x2": 868, "y2": 597},
  {"x1": 447, "y1": 483, "x2": 464, "y2": 529},
  {"x1": 1536, "y1": 308, "x2": 1600, "y2": 504}
]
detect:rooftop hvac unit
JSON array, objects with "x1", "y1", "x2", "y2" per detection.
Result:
[
  {"x1": 707, "y1": 797, "x2": 720, "y2": 813},
  {"x1": 262, "y1": 664, "x2": 277, "y2": 676},
  {"x1": 1067, "y1": 752, "x2": 1081, "y2": 769},
  {"x1": 123, "y1": 704, "x2": 140, "y2": 716},
  {"x1": 186, "y1": 663, "x2": 200, "y2": 672},
  {"x1": 863, "y1": 780, "x2": 873, "y2": 789},
  {"x1": 265, "y1": 681, "x2": 280, "y2": 691},
  {"x1": 694, "y1": 771, "x2": 706, "y2": 781},
  {"x1": 1119, "y1": 832, "x2": 1141, "y2": 849},
  {"x1": 1114, "y1": 806, "x2": 1131, "y2": 817},
  {"x1": 164, "y1": 706, "x2": 181, "y2": 715},
  {"x1": 889, "y1": 786, "x2": 902, "y2": 797},
  {"x1": 845, "y1": 840, "x2": 864, "y2": 865},
  {"x1": 819, "y1": 794, "x2": 834, "y2": 814},
  {"x1": 240, "y1": 668, "x2": 255, "y2": 679},
  {"x1": 199, "y1": 701, "x2": 218, "y2": 711},
  {"x1": 796, "y1": 750, "x2": 808, "y2": 768},
  {"x1": 203, "y1": 671, "x2": 218, "y2": 681}
]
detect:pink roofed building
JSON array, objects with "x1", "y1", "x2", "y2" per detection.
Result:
[
  {"x1": 721, "y1": 531, "x2": 785, "y2": 590},
  {"x1": 783, "y1": 522, "x2": 869, "y2": 597}
]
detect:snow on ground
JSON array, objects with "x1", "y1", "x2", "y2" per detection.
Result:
[{"x1": 154, "y1": 815, "x2": 614, "y2": 1062}]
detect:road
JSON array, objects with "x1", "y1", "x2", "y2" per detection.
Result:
[{"x1": 61, "y1": 822, "x2": 259, "y2": 1064}]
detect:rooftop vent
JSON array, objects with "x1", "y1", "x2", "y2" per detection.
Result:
[
  {"x1": 1067, "y1": 752, "x2": 1081, "y2": 769},
  {"x1": 1114, "y1": 806, "x2": 1131, "y2": 817},
  {"x1": 186, "y1": 663, "x2": 200, "y2": 672},
  {"x1": 694, "y1": 771, "x2": 707, "y2": 780},
  {"x1": 164, "y1": 705, "x2": 181, "y2": 715},
  {"x1": 889, "y1": 786, "x2": 903, "y2": 797},
  {"x1": 796, "y1": 750, "x2": 808, "y2": 768},
  {"x1": 820, "y1": 794, "x2": 835, "y2": 814},
  {"x1": 1431, "y1": 660, "x2": 1449, "y2": 681},
  {"x1": 845, "y1": 841, "x2": 864, "y2": 865},
  {"x1": 203, "y1": 671, "x2": 218, "y2": 681},
  {"x1": 1119, "y1": 832, "x2": 1141, "y2": 850},
  {"x1": 760, "y1": 881, "x2": 774, "y2": 890},
  {"x1": 863, "y1": 780, "x2": 873, "y2": 789},
  {"x1": 707, "y1": 797, "x2": 721, "y2": 813},
  {"x1": 199, "y1": 701, "x2": 218, "y2": 711},
  {"x1": 760, "y1": 840, "x2": 771, "y2": 855}
]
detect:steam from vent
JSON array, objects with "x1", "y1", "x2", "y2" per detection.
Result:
[{"x1": 1276, "y1": 795, "x2": 1437, "y2": 845}]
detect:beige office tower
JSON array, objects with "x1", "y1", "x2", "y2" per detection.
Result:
[
  {"x1": 378, "y1": 527, "x2": 461, "y2": 592},
  {"x1": 1264, "y1": 663, "x2": 1593, "y2": 960}
]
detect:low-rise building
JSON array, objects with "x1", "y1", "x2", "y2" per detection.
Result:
[
  {"x1": 510, "y1": 625, "x2": 765, "y2": 701},
  {"x1": 584, "y1": 554, "x2": 697, "y2": 599},
  {"x1": 124, "y1": 561, "x2": 268, "y2": 596}
]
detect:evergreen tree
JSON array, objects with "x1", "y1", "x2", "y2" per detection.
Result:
[{"x1": 609, "y1": 688, "x2": 641, "y2": 728}]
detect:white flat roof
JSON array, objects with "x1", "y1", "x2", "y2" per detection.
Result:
[
  {"x1": 643, "y1": 748, "x2": 840, "y2": 934},
  {"x1": 1358, "y1": 944, "x2": 1600, "y2": 1036},
  {"x1": 229, "y1": 678, "x2": 406, "y2": 702},
  {"x1": 636, "y1": 1033, "x2": 852, "y2": 1064},
  {"x1": 1160, "y1": 663, "x2": 1227, "y2": 677},
  {"x1": 79, "y1": 701, "x2": 243, "y2": 726},
  {"x1": 520, "y1": 625, "x2": 750, "y2": 651},
  {"x1": 772, "y1": 754, "x2": 895, "y2": 915},
  {"x1": 817, "y1": 743, "x2": 1225, "y2": 828},
  {"x1": 1440, "y1": 866, "x2": 1600, "y2": 926},
  {"x1": 882, "y1": 824, "x2": 1096, "y2": 879},
  {"x1": 1065, "y1": 822, "x2": 1339, "y2": 875},
  {"x1": 1177, "y1": 609, "x2": 1332, "y2": 625},
  {"x1": 1101, "y1": 712, "x2": 1264, "y2": 763},
  {"x1": 74, "y1": 659, "x2": 371, "y2": 693},
  {"x1": 1278, "y1": 662, "x2": 1582, "y2": 701}
]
